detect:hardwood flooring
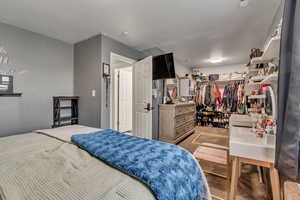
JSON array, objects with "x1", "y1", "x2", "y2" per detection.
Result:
[{"x1": 178, "y1": 126, "x2": 270, "y2": 200}]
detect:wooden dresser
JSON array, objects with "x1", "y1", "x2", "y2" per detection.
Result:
[{"x1": 159, "y1": 103, "x2": 196, "y2": 144}]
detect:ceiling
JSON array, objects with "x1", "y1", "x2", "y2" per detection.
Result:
[{"x1": 0, "y1": 0, "x2": 282, "y2": 68}]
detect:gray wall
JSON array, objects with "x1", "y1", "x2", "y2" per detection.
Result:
[
  {"x1": 74, "y1": 35, "x2": 102, "y2": 128},
  {"x1": 100, "y1": 35, "x2": 144, "y2": 128},
  {"x1": 74, "y1": 34, "x2": 144, "y2": 129},
  {"x1": 0, "y1": 22, "x2": 73, "y2": 136}
]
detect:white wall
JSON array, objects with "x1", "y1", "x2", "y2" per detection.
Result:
[
  {"x1": 193, "y1": 63, "x2": 247, "y2": 74},
  {"x1": 175, "y1": 60, "x2": 191, "y2": 76}
]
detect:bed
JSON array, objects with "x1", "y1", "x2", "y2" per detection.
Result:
[{"x1": 0, "y1": 125, "x2": 211, "y2": 200}]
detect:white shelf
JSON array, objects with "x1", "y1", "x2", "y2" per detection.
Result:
[
  {"x1": 248, "y1": 95, "x2": 266, "y2": 99},
  {"x1": 250, "y1": 75, "x2": 266, "y2": 82},
  {"x1": 251, "y1": 36, "x2": 280, "y2": 65},
  {"x1": 261, "y1": 73, "x2": 278, "y2": 84}
]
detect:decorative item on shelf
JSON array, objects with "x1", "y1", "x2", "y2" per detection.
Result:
[
  {"x1": 0, "y1": 46, "x2": 21, "y2": 97},
  {"x1": 208, "y1": 74, "x2": 219, "y2": 81},
  {"x1": 0, "y1": 74, "x2": 13, "y2": 94},
  {"x1": 247, "y1": 48, "x2": 263, "y2": 66},
  {"x1": 166, "y1": 87, "x2": 177, "y2": 104},
  {"x1": 250, "y1": 36, "x2": 281, "y2": 65},
  {"x1": 0, "y1": 74, "x2": 22, "y2": 97}
]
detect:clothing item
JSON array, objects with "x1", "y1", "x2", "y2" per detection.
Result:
[{"x1": 204, "y1": 84, "x2": 211, "y2": 106}]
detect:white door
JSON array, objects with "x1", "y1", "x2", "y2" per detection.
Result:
[
  {"x1": 118, "y1": 68, "x2": 132, "y2": 132},
  {"x1": 133, "y1": 56, "x2": 153, "y2": 139}
]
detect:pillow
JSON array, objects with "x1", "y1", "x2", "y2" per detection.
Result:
[{"x1": 35, "y1": 125, "x2": 102, "y2": 143}]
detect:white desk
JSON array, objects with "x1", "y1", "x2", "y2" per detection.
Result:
[
  {"x1": 229, "y1": 126, "x2": 280, "y2": 200},
  {"x1": 230, "y1": 126, "x2": 275, "y2": 163}
]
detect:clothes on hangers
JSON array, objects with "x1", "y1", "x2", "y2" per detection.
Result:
[
  {"x1": 237, "y1": 82, "x2": 246, "y2": 114},
  {"x1": 222, "y1": 81, "x2": 245, "y2": 113},
  {"x1": 195, "y1": 83, "x2": 206, "y2": 105},
  {"x1": 204, "y1": 84, "x2": 211, "y2": 106}
]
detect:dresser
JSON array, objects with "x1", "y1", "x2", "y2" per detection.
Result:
[{"x1": 159, "y1": 103, "x2": 196, "y2": 144}]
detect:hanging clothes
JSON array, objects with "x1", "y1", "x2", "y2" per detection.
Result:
[
  {"x1": 237, "y1": 83, "x2": 246, "y2": 114},
  {"x1": 231, "y1": 83, "x2": 239, "y2": 112},
  {"x1": 204, "y1": 84, "x2": 211, "y2": 106},
  {"x1": 214, "y1": 84, "x2": 222, "y2": 106},
  {"x1": 221, "y1": 81, "x2": 245, "y2": 113}
]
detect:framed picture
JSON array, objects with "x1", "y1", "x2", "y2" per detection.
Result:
[
  {"x1": 0, "y1": 75, "x2": 13, "y2": 94},
  {"x1": 103, "y1": 63, "x2": 110, "y2": 77}
]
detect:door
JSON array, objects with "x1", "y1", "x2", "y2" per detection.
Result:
[
  {"x1": 118, "y1": 68, "x2": 132, "y2": 132},
  {"x1": 133, "y1": 56, "x2": 153, "y2": 139}
]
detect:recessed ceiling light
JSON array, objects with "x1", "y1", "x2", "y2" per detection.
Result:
[
  {"x1": 207, "y1": 57, "x2": 225, "y2": 64},
  {"x1": 240, "y1": 0, "x2": 249, "y2": 8}
]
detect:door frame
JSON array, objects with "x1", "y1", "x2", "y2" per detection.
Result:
[
  {"x1": 110, "y1": 52, "x2": 136, "y2": 130},
  {"x1": 114, "y1": 66, "x2": 133, "y2": 132}
]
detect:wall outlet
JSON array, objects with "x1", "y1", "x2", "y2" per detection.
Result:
[{"x1": 92, "y1": 90, "x2": 96, "y2": 97}]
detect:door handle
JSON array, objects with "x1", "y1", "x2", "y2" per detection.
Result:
[{"x1": 144, "y1": 103, "x2": 154, "y2": 111}]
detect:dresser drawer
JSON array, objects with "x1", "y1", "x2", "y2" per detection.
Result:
[
  {"x1": 176, "y1": 121, "x2": 194, "y2": 137},
  {"x1": 175, "y1": 105, "x2": 195, "y2": 116},
  {"x1": 175, "y1": 113, "x2": 195, "y2": 127}
]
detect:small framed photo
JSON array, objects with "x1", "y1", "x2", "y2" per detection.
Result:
[{"x1": 103, "y1": 63, "x2": 110, "y2": 77}]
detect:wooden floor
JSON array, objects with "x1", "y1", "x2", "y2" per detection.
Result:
[{"x1": 178, "y1": 126, "x2": 270, "y2": 200}]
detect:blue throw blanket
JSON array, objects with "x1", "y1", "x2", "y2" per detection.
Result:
[{"x1": 71, "y1": 129, "x2": 207, "y2": 200}]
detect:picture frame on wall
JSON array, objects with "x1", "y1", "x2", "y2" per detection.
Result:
[{"x1": 103, "y1": 63, "x2": 110, "y2": 77}]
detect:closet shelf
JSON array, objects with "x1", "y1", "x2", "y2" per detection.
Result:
[
  {"x1": 197, "y1": 78, "x2": 244, "y2": 85},
  {"x1": 261, "y1": 73, "x2": 278, "y2": 84},
  {"x1": 250, "y1": 75, "x2": 266, "y2": 82},
  {"x1": 251, "y1": 36, "x2": 280, "y2": 65},
  {"x1": 248, "y1": 95, "x2": 266, "y2": 99},
  {"x1": 247, "y1": 73, "x2": 278, "y2": 86}
]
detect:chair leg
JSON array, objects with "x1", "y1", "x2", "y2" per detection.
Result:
[
  {"x1": 226, "y1": 162, "x2": 232, "y2": 200},
  {"x1": 229, "y1": 157, "x2": 239, "y2": 200},
  {"x1": 270, "y1": 167, "x2": 281, "y2": 200},
  {"x1": 257, "y1": 166, "x2": 263, "y2": 183},
  {"x1": 238, "y1": 162, "x2": 242, "y2": 178}
]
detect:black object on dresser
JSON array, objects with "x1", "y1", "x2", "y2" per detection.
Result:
[{"x1": 52, "y1": 96, "x2": 79, "y2": 128}]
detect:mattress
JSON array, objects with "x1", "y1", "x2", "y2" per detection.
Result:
[
  {"x1": 0, "y1": 125, "x2": 211, "y2": 200},
  {"x1": 0, "y1": 132, "x2": 155, "y2": 200}
]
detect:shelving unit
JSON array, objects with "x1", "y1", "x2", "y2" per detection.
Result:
[
  {"x1": 251, "y1": 36, "x2": 280, "y2": 65},
  {"x1": 52, "y1": 96, "x2": 79, "y2": 128}
]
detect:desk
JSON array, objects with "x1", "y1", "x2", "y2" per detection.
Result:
[{"x1": 229, "y1": 126, "x2": 280, "y2": 200}]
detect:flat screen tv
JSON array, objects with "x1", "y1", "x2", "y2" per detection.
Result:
[{"x1": 153, "y1": 53, "x2": 176, "y2": 80}]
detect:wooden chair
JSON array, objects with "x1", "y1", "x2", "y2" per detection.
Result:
[{"x1": 193, "y1": 136, "x2": 231, "y2": 200}]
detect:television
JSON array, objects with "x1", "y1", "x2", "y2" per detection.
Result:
[{"x1": 153, "y1": 53, "x2": 176, "y2": 80}]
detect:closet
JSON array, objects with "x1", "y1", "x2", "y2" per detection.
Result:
[{"x1": 193, "y1": 76, "x2": 246, "y2": 128}]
